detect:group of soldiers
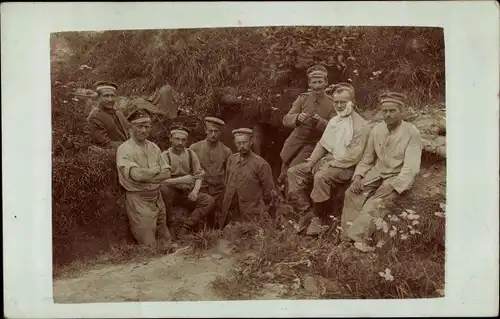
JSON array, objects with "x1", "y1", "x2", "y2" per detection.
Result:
[{"x1": 87, "y1": 63, "x2": 422, "y2": 253}]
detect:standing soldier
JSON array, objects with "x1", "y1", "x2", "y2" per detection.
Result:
[
  {"x1": 87, "y1": 81, "x2": 130, "y2": 148},
  {"x1": 160, "y1": 126, "x2": 215, "y2": 238},
  {"x1": 278, "y1": 65, "x2": 336, "y2": 187},
  {"x1": 342, "y1": 92, "x2": 423, "y2": 252},
  {"x1": 219, "y1": 128, "x2": 278, "y2": 228},
  {"x1": 189, "y1": 117, "x2": 233, "y2": 228},
  {"x1": 116, "y1": 108, "x2": 172, "y2": 249}
]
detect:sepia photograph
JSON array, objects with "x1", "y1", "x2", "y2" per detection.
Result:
[
  {"x1": 2, "y1": 2, "x2": 499, "y2": 318},
  {"x1": 51, "y1": 26, "x2": 447, "y2": 302}
]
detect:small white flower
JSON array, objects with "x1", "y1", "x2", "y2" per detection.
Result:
[
  {"x1": 400, "y1": 234, "x2": 409, "y2": 240},
  {"x1": 389, "y1": 229, "x2": 397, "y2": 237},
  {"x1": 378, "y1": 268, "x2": 394, "y2": 281},
  {"x1": 399, "y1": 211, "x2": 408, "y2": 219},
  {"x1": 389, "y1": 215, "x2": 400, "y2": 222},
  {"x1": 410, "y1": 229, "x2": 421, "y2": 235},
  {"x1": 434, "y1": 212, "x2": 445, "y2": 218},
  {"x1": 237, "y1": 96, "x2": 242, "y2": 99},
  {"x1": 63, "y1": 100, "x2": 68, "y2": 104},
  {"x1": 407, "y1": 225, "x2": 413, "y2": 229},
  {"x1": 439, "y1": 203, "x2": 446, "y2": 211},
  {"x1": 257, "y1": 97, "x2": 262, "y2": 101},
  {"x1": 411, "y1": 220, "x2": 420, "y2": 226},
  {"x1": 276, "y1": 94, "x2": 281, "y2": 97}
]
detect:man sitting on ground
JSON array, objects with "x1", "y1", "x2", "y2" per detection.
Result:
[
  {"x1": 287, "y1": 83, "x2": 370, "y2": 235},
  {"x1": 342, "y1": 92, "x2": 423, "y2": 252},
  {"x1": 160, "y1": 126, "x2": 215, "y2": 238}
]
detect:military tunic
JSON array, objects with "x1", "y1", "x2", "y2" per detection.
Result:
[
  {"x1": 220, "y1": 151, "x2": 276, "y2": 227},
  {"x1": 189, "y1": 139, "x2": 233, "y2": 210},
  {"x1": 87, "y1": 107, "x2": 129, "y2": 148}
]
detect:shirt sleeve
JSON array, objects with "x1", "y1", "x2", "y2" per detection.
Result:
[
  {"x1": 353, "y1": 126, "x2": 377, "y2": 178},
  {"x1": 88, "y1": 116, "x2": 112, "y2": 147},
  {"x1": 282, "y1": 94, "x2": 306, "y2": 128},
  {"x1": 116, "y1": 145, "x2": 139, "y2": 180},
  {"x1": 391, "y1": 128, "x2": 423, "y2": 194}
]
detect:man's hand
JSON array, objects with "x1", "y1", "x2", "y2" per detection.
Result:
[
  {"x1": 303, "y1": 160, "x2": 314, "y2": 173},
  {"x1": 188, "y1": 190, "x2": 199, "y2": 202},
  {"x1": 150, "y1": 165, "x2": 161, "y2": 175},
  {"x1": 311, "y1": 114, "x2": 321, "y2": 123},
  {"x1": 297, "y1": 112, "x2": 311, "y2": 123},
  {"x1": 350, "y1": 175, "x2": 364, "y2": 195}
]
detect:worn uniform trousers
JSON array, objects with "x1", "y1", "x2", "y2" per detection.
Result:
[
  {"x1": 342, "y1": 177, "x2": 400, "y2": 243},
  {"x1": 161, "y1": 185, "x2": 215, "y2": 228},
  {"x1": 287, "y1": 156, "x2": 354, "y2": 226},
  {"x1": 125, "y1": 189, "x2": 170, "y2": 247}
]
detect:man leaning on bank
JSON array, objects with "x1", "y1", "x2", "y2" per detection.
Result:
[
  {"x1": 87, "y1": 81, "x2": 130, "y2": 148},
  {"x1": 287, "y1": 83, "x2": 371, "y2": 235},
  {"x1": 278, "y1": 64, "x2": 337, "y2": 186},
  {"x1": 342, "y1": 92, "x2": 423, "y2": 253},
  {"x1": 116, "y1": 108, "x2": 172, "y2": 249}
]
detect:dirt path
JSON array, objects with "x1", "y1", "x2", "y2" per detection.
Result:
[
  {"x1": 53, "y1": 239, "x2": 237, "y2": 303},
  {"x1": 53, "y1": 165, "x2": 445, "y2": 303}
]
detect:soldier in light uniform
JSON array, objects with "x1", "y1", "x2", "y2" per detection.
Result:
[
  {"x1": 87, "y1": 81, "x2": 130, "y2": 148},
  {"x1": 342, "y1": 92, "x2": 423, "y2": 252},
  {"x1": 116, "y1": 108, "x2": 172, "y2": 248},
  {"x1": 189, "y1": 117, "x2": 233, "y2": 228},
  {"x1": 219, "y1": 128, "x2": 278, "y2": 228},
  {"x1": 278, "y1": 65, "x2": 337, "y2": 187},
  {"x1": 286, "y1": 83, "x2": 371, "y2": 235}
]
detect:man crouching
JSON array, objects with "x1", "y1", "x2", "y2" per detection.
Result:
[
  {"x1": 116, "y1": 108, "x2": 173, "y2": 249},
  {"x1": 160, "y1": 126, "x2": 215, "y2": 239}
]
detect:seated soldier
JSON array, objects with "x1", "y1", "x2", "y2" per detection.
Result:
[
  {"x1": 87, "y1": 81, "x2": 130, "y2": 148},
  {"x1": 342, "y1": 92, "x2": 423, "y2": 252},
  {"x1": 287, "y1": 83, "x2": 371, "y2": 235},
  {"x1": 219, "y1": 128, "x2": 278, "y2": 228},
  {"x1": 189, "y1": 117, "x2": 233, "y2": 228},
  {"x1": 160, "y1": 126, "x2": 215, "y2": 238}
]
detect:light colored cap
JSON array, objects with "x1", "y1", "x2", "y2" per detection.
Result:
[
  {"x1": 170, "y1": 125, "x2": 190, "y2": 137},
  {"x1": 232, "y1": 128, "x2": 253, "y2": 137},
  {"x1": 307, "y1": 65, "x2": 328, "y2": 78},
  {"x1": 333, "y1": 82, "x2": 355, "y2": 95},
  {"x1": 204, "y1": 117, "x2": 225, "y2": 126},
  {"x1": 94, "y1": 81, "x2": 118, "y2": 94}
]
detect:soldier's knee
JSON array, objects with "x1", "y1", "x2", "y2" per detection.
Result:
[{"x1": 313, "y1": 171, "x2": 327, "y2": 185}]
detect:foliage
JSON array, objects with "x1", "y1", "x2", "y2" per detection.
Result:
[{"x1": 51, "y1": 26, "x2": 445, "y2": 117}]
